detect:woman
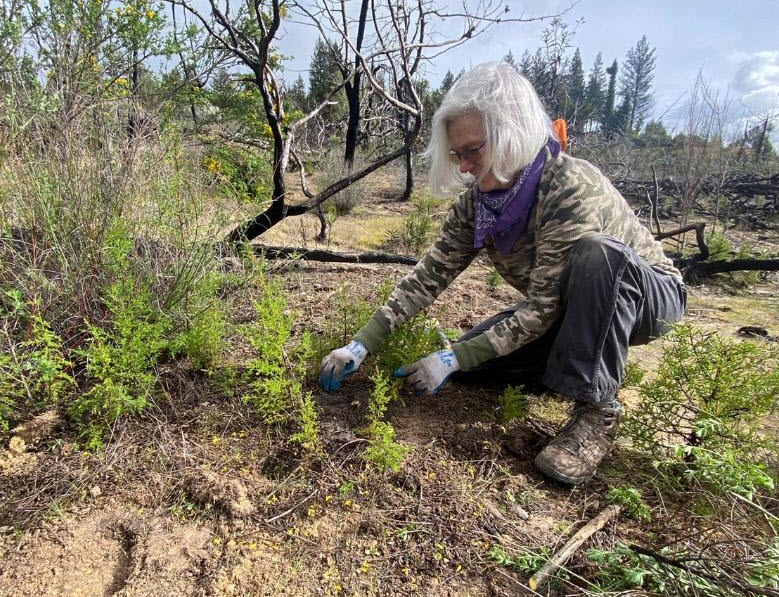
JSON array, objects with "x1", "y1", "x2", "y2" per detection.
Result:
[{"x1": 319, "y1": 62, "x2": 686, "y2": 486}]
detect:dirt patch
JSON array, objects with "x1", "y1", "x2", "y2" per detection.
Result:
[{"x1": 0, "y1": 508, "x2": 215, "y2": 597}]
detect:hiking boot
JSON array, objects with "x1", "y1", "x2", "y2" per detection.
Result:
[{"x1": 534, "y1": 400, "x2": 622, "y2": 485}]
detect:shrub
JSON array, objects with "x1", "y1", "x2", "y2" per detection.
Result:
[
  {"x1": 621, "y1": 360, "x2": 645, "y2": 388},
  {"x1": 383, "y1": 193, "x2": 441, "y2": 255},
  {"x1": 362, "y1": 369, "x2": 407, "y2": 472},
  {"x1": 71, "y1": 272, "x2": 170, "y2": 450},
  {"x1": 241, "y1": 271, "x2": 320, "y2": 453},
  {"x1": 606, "y1": 486, "x2": 652, "y2": 523},
  {"x1": 486, "y1": 268, "x2": 503, "y2": 291},
  {"x1": 624, "y1": 323, "x2": 779, "y2": 498},
  {"x1": 203, "y1": 144, "x2": 273, "y2": 206}
]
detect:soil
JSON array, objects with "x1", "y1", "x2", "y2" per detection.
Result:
[{"x1": 2, "y1": 196, "x2": 778, "y2": 597}]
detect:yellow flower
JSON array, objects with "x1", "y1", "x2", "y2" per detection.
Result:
[
  {"x1": 116, "y1": 77, "x2": 129, "y2": 87},
  {"x1": 146, "y1": 9, "x2": 155, "y2": 18}
]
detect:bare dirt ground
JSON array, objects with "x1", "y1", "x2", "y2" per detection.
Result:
[{"x1": 2, "y1": 175, "x2": 778, "y2": 596}]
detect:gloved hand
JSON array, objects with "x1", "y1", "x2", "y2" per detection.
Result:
[
  {"x1": 394, "y1": 349, "x2": 460, "y2": 395},
  {"x1": 319, "y1": 340, "x2": 368, "y2": 391}
]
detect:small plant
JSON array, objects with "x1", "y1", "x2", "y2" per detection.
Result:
[
  {"x1": 706, "y1": 229, "x2": 733, "y2": 261},
  {"x1": 362, "y1": 368, "x2": 407, "y2": 472},
  {"x1": 309, "y1": 284, "x2": 378, "y2": 374},
  {"x1": 382, "y1": 193, "x2": 440, "y2": 255},
  {"x1": 606, "y1": 486, "x2": 652, "y2": 523},
  {"x1": 486, "y1": 268, "x2": 503, "y2": 291},
  {"x1": 241, "y1": 271, "x2": 321, "y2": 454},
  {"x1": 72, "y1": 301, "x2": 169, "y2": 450},
  {"x1": 163, "y1": 266, "x2": 230, "y2": 371},
  {"x1": 489, "y1": 544, "x2": 551, "y2": 575},
  {"x1": 498, "y1": 385, "x2": 529, "y2": 423},
  {"x1": 621, "y1": 360, "x2": 645, "y2": 388}
]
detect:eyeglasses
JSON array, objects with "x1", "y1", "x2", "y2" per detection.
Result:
[{"x1": 448, "y1": 140, "x2": 487, "y2": 164}]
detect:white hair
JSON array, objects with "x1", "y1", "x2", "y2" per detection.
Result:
[{"x1": 425, "y1": 62, "x2": 556, "y2": 196}]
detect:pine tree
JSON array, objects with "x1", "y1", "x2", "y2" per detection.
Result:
[
  {"x1": 285, "y1": 75, "x2": 307, "y2": 112},
  {"x1": 562, "y1": 47, "x2": 585, "y2": 126},
  {"x1": 439, "y1": 70, "x2": 457, "y2": 95},
  {"x1": 503, "y1": 50, "x2": 519, "y2": 71},
  {"x1": 619, "y1": 35, "x2": 656, "y2": 132},
  {"x1": 519, "y1": 49, "x2": 533, "y2": 78},
  {"x1": 611, "y1": 95, "x2": 632, "y2": 136},
  {"x1": 603, "y1": 59, "x2": 618, "y2": 131},
  {"x1": 583, "y1": 52, "x2": 606, "y2": 129},
  {"x1": 308, "y1": 38, "x2": 342, "y2": 106}
]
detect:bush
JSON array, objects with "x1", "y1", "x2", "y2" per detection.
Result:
[
  {"x1": 0, "y1": 101, "x2": 246, "y2": 446},
  {"x1": 624, "y1": 323, "x2": 779, "y2": 498},
  {"x1": 383, "y1": 192, "x2": 441, "y2": 256},
  {"x1": 203, "y1": 144, "x2": 273, "y2": 206},
  {"x1": 240, "y1": 270, "x2": 320, "y2": 454},
  {"x1": 606, "y1": 486, "x2": 652, "y2": 523},
  {"x1": 362, "y1": 369, "x2": 407, "y2": 472}
]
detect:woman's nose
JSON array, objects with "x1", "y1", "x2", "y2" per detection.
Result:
[{"x1": 459, "y1": 158, "x2": 473, "y2": 174}]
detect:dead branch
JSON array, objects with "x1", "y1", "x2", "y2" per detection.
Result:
[
  {"x1": 528, "y1": 504, "x2": 622, "y2": 591},
  {"x1": 629, "y1": 544, "x2": 779, "y2": 597},
  {"x1": 253, "y1": 244, "x2": 418, "y2": 265},
  {"x1": 655, "y1": 222, "x2": 709, "y2": 260}
]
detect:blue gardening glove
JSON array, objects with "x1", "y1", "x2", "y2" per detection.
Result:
[
  {"x1": 320, "y1": 340, "x2": 368, "y2": 391},
  {"x1": 394, "y1": 349, "x2": 460, "y2": 395}
]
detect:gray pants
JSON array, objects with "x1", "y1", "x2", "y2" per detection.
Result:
[{"x1": 453, "y1": 235, "x2": 687, "y2": 404}]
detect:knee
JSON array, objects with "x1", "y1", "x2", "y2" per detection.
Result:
[{"x1": 568, "y1": 235, "x2": 625, "y2": 268}]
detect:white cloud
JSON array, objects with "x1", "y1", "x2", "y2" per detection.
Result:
[{"x1": 732, "y1": 51, "x2": 779, "y2": 116}]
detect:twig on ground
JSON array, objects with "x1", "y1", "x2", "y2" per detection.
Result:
[{"x1": 529, "y1": 504, "x2": 622, "y2": 591}]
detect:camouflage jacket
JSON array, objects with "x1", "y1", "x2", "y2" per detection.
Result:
[{"x1": 354, "y1": 149, "x2": 683, "y2": 371}]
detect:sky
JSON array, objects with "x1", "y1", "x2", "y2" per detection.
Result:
[{"x1": 273, "y1": 0, "x2": 779, "y2": 138}]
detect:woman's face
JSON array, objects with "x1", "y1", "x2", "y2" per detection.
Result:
[{"x1": 446, "y1": 112, "x2": 506, "y2": 192}]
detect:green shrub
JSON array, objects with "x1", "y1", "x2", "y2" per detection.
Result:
[
  {"x1": 606, "y1": 486, "x2": 652, "y2": 523},
  {"x1": 309, "y1": 284, "x2": 378, "y2": 373},
  {"x1": 706, "y1": 229, "x2": 733, "y2": 261},
  {"x1": 621, "y1": 360, "x2": 645, "y2": 388},
  {"x1": 310, "y1": 280, "x2": 447, "y2": 384},
  {"x1": 498, "y1": 385, "x2": 529, "y2": 423},
  {"x1": 489, "y1": 544, "x2": 551, "y2": 575},
  {"x1": 241, "y1": 275, "x2": 294, "y2": 423},
  {"x1": 588, "y1": 541, "x2": 778, "y2": 595},
  {"x1": 23, "y1": 315, "x2": 74, "y2": 404},
  {"x1": 362, "y1": 369, "x2": 407, "y2": 472},
  {"x1": 383, "y1": 193, "x2": 441, "y2": 255},
  {"x1": 168, "y1": 271, "x2": 228, "y2": 370},
  {"x1": 71, "y1": 291, "x2": 169, "y2": 450},
  {"x1": 624, "y1": 323, "x2": 779, "y2": 498},
  {"x1": 203, "y1": 144, "x2": 273, "y2": 206},
  {"x1": 486, "y1": 268, "x2": 503, "y2": 291},
  {"x1": 241, "y1": 272, "x2": 320, "y2": 453}
]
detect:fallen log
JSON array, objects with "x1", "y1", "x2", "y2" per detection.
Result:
[
  {"x1": 683, "y1": 258, "x2": 779, "y2": 283},
  {"x1": 252, "y1": 244, "x2": 419, "y2": 265}
]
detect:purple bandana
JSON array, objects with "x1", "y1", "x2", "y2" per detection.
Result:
[{"x1": 474, "y1": 139, "x2": 561, "y2": 254}]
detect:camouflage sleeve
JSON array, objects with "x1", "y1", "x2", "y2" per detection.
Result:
[
  {"x1": 353, "y1": 189, "x2": 481, "y2": 354},
  {"x1": 453, "y1": 178, "x2": 605, "y2": 371}
]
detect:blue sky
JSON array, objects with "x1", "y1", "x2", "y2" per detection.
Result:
[{"x1": 275, "y1": 0, "x2": 779, "y2": 137}]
